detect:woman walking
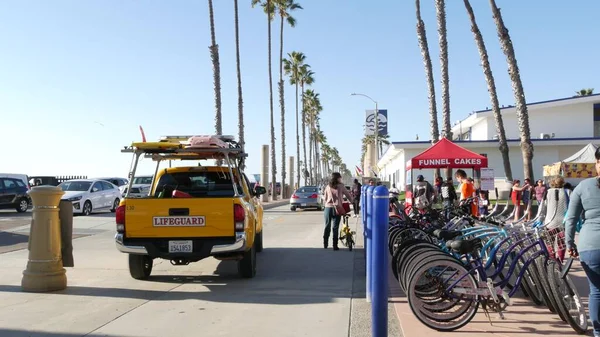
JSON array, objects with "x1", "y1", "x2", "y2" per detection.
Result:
[
  {"x1": 565, "y1": 147, "x2": 600, "y2": 337},
  {"x1": 351, "y1": 179, "x2": 362, "y2": 218},
  {"x1": 323, "y1": 172, "x2": 353, "y2": 250}
]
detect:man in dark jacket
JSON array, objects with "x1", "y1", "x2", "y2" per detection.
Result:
[
  {"x1": 351, "y1": 179, "x2": 362, "y2": 217},
  {"x1": 441, "y1": 178, "x2": 458, "y2": 220}
]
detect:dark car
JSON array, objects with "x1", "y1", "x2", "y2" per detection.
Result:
[{"x1": 0, "y1": 177, "x2": 31, "y2": 212}]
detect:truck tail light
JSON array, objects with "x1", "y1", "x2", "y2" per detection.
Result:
[
  {"x1": 234, "y1": 204, "x2": 245, "y2": 231},
  {"x1": 116, "y1": 205, "x2": 125, "y2": 233},
  {"x1": 309, "y1": 194, "x2": 318, "y2": 198}
]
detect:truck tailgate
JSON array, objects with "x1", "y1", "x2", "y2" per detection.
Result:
[{"x1": 124, "y1": 198, "x2": 235, "y2": 238}]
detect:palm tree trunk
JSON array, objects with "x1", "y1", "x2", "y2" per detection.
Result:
[
  {"x1": 308, "y1": 131, "x2": 313, "y2": 185},
  {"x1": 464, "y1": 0, "x2": 512, "y2": 181},
  {"x1": 208, "y1": 0, "x2": 222, "y2": 136},
  {"x1": 278, "y1": 15, "x2": 286, "y2": 199},
  {"x1": 267, "y1": 0, "x2": 277, "y2": 200},
  {"x1": 234, "y1": 0, "x2": 244, "y2": 164},
  {"x1": 416, "y1": 0, "x2": 440, "y2": 179},
  {"x1": 436, "y1": 0, "x2": 452, "y2": 181},
  {"x1": 301, "y1": 84, "x2": 308, "y2": 185},
  {"x1": 295, "y1": 82, "x2": 300, "y2": 189},
  {"x1": 489, "y1": 0, "x2": 533, "y2": 181}
]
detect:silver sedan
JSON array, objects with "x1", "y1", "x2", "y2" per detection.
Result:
[{"x1": 290, "y1": 186, "x2": 323, "y2": 211}]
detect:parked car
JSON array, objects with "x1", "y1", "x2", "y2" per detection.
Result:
[
  {"x1": 58, "y1": 179, "x2": 122, "y2": 216},
  {"x1": 0, "y1": 173, "x2": 30, "y2": 190},
  {"x1": 29, "y1": 176, "x2": 60, "y2": 186},
  {"x1": 95, "y1": 177, "x2": 129, "y2": 194},
  {"x1": 268, "y1": 182, "x2": 281, "y2": 195},
  {"x1": 290, "y1": 186, "x2": 323, "y2": 211},
  {"x1": 132, "y1": 175, "x2": 153, "y2": 185},
  {"x1": 122, "y1": 184, "x2": 150, "y2": 198},
  {"x1": 0, "y1": 177, "x2": 31, "y2": 212}
]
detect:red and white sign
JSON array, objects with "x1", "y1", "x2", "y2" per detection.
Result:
[
  {"x1": 153, "y1": 216, "x2": 206, "y2": 227},
  {"x1": 417, "y1": 158, "x2": 483, "y2": 167}
]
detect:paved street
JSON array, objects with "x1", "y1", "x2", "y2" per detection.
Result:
[{"x1": 0, "y1": 204, "x2": 397, "y2": 337}]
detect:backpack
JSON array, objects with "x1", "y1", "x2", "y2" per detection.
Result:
[{"x1": 414, "y1": 183, "x2": 430, "y2": 209}]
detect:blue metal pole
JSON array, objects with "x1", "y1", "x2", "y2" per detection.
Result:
[
  {"x1": 372, "y1": 185, "x2": 389, "y2": 337},
  {"x1": 361, "y1": 185, "x2": 367, "y2": 263},
  {"x1": 366, "y1": 185, "x2": 375, "y2": 303}
]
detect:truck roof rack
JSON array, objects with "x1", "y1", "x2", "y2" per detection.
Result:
[{"x1": 121, "y1": 135, "x2": 246, "y2": 164}]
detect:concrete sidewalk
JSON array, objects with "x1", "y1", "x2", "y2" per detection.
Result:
[{"x1": 0, "y1": 205, "x2": 369, "y2": 337}]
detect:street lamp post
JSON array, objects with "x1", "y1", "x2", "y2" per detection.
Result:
[{"x1": 351, "y1": 93, "x2": 379, "y2": 158}]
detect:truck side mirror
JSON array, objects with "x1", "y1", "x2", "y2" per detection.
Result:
[{"x1": 254, "y1": 186, "x2": 267, "y2": 195}]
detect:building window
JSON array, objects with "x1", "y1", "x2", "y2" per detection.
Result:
[{"x1": 594, "y1": 104, "x2": 600, "y2": 137}]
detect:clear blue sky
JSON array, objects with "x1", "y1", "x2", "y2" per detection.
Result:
[{"x1": 1, "y1": 1, "x2": 598, "y2": 179}]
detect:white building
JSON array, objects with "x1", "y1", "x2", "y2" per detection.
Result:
[{"x1": 378, "y1": 93, "x2": 600, "y2": 189}]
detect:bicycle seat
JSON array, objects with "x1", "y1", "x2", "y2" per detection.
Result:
[
  {"x1": 432, "y1": 229, "x2": 462, "y2": 241},
  {"x1": 448, "y1": 238, "x2": 483, "y2": 255}
]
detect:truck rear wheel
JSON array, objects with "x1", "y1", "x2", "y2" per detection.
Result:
[
  {"x1": 238, "y1": 244, "x2": 256, "y2": 278},
  {"x1": 255, "y1": 230, "x2": 263, "y2": 253},
  {"x1": 129, "y1": 254, "x2": 153, "y2": 280}
]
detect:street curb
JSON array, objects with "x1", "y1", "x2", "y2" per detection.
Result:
[{"x1": 261, "y1": 199, "x2": 289, "y2": 210}]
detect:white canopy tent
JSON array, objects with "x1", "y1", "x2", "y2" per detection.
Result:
[{"x1": 543, "y1": 143, "x2": 598, "y2": 179}]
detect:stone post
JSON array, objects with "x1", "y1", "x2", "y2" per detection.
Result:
[
  {"x1": 260, "y1": 145, "x2": 269, "y2": 203},
  {"x1": 22, "y1": 186, "x2": 67, "y2": 292}
]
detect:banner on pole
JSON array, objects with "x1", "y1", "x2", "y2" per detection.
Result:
[{"x1": 365, "y1": 109, "x2": 388, "y2": 136}]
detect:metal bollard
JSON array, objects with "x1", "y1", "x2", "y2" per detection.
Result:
[
  {"x1": 372, "y1": 185, "x2": 389, "y2": 336},
  {"x1": 59, "y1": 200, "x2": 74, "y2": 267},
  {"x1": 361, "y1": 185, "x2": 367, "y2": 262},
  {"x1": 22, "y1": 186, "x2": 67, "y2": 292},
  {"x1": 366, "y1": 185, "x2": 375, "y2": 303}
]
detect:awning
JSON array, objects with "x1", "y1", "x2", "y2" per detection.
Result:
[{"x1": 409, "y1": 138, "x2": 488, "y2": 170}]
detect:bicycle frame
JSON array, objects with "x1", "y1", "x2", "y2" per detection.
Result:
[{"x1": 445, "y1": 234, "x2": 549, "y2": 299}]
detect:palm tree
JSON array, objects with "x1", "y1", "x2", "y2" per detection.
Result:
[
  {"x1": 252, "y1": 0, "x2": 277, "y2": 200},
  {"x1": 575, "y1": 88, "x2": 594, "y2": 96},
  {"x1": 416, "y1": 0, "x2": 440, "y2": 178},
  {"x1": 463, "y1": 0, "x2": 512, "y2": 181},
  {"x1": 283, "y1": 51, "x2": 306, "y2": 189},
  {"x1": 208, "y1": 0, "x2": 222, "y2": 136},
  {"x1": 361, "y1": 135, "x2": 390, "y2": 164},
  {"x1": 436, "y1": 0, "x2": 452, "y2": 180},
  {"x1": 321, "y1": 143, "x2": 331, "y2": 177},
  {"x1": 234, "y1": 0, "x2": 245, "y2": 162},
  {"x1": 303, "y1": 89, "x2": 321, "y2": 184},
  {"x1": 275, "y1": 0, "x2": 302, "y2": 198},
  {"x1": 489, "y1": 0, "x2": 534, "y2": 181},
  {"x1": 298, "y1": 64, "x2": 315, "y2": 184},
  {"x1": 314, "y1": 127, "x2": 326, "y2": 181}
]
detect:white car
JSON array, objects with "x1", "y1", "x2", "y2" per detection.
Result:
[
  {"x1": 59, "y1": 179, "x2": 122, "y2": 216},
  {"x1": 122, "y1": 184, "x2": 150, "y2": 198}
]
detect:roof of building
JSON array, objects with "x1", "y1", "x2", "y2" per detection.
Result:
[{"x1": 474, "y1": 92, "x2": 600, "y2": 114}]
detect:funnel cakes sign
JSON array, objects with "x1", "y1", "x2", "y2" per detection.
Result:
[{"x1": 417, "y1": 158, "x2": 483, "y2": 167}]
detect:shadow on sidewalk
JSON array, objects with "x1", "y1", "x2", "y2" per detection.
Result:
[
  {"x1": 0, "y1": 232, "x2": 29, "y2": 247},
  {"x1": 0, "y1": 329, "x2": 130, "y2": 337},
  {"x1": 0, "y1": 247, "x2": 354, "y2": 306}
]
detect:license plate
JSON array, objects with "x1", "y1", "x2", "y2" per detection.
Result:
[
  {"x1": 301, "y1": 203, "x2": 307, "y2": 206},
  {"x1": 168, "y1": 240, "x2": 193, "y2": 253}
]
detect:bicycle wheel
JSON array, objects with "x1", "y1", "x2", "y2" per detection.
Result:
[
  {"x1": 407, "y1": 256, "x2": 479, "y2": 331},
  {"x1": 396, "y1": 241, "x2": 439, "y2": 285},
  {"x1": 533, "y1": 258, "x2": 564, "y2": 318},
  {"x1": 391, "y1": 238, "x2": 432, "y2": 280},
  {"x1": 400, "y1": 246, "x2": 444, "y2": 292},
  {"x1": 547, "y1": 260, "x2": 588, "y2": 334},
  {"x1": 409, "y1": 255, "x2": 475, "y2": 320}
]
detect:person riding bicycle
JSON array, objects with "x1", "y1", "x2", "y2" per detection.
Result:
[{"x1": 413, "y1": 175, "x2": 434, "y2": 211}]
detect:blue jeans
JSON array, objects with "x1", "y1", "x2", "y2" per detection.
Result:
[
  {"x1": 323, "y1": 207, "x2": 341, "y2": 243},
  {"x1": 580, "y1": 249, "x2": 600, "y2": 336}
]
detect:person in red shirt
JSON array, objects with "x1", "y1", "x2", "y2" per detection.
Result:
[{"x1": 455, "y1": 169, "x2": 477, "y2": 216}]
